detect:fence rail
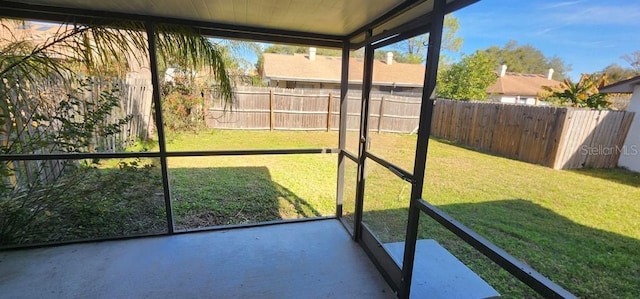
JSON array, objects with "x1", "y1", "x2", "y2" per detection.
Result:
[
  {"x1": 2, "y1": 76, "x2": 153, "y2": 188},
  {"x1": 206, "y1": 87, "x2": 635, "y2": 170},
  {"x1": 430, "y1": 100, "x2": 635, "y2": 169},
  {"x1": 206, "y1": 86, "x2": 421, "y2": 133}
]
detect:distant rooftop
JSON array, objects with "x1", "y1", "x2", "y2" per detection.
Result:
[
  {"x1": 487, "y1": 71, "x2": 562, "y2": 97},
  {"x1": 262, "y1": 52, "x2": 425, "y2": 87},
  {"x1": 599, "y1": 75, "x2": 640, "y2": 94}
]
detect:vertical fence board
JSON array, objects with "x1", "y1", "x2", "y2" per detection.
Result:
[
  {"x1": 3, "y1": 76, "x2": 153, "y2": 188},
  {"x1": 550, "y1": 108, "x2": 634, "y2": 169},
  {"x1": 203, "y1": 88, "x2": 634, "y2": 170}
]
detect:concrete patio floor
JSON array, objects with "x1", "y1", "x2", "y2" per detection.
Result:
[{"x1": 0, "y1": 219, "x2": 394, "y2": 299}]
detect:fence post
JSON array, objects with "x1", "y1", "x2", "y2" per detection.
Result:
[
  {"x1": 269, "y1": 89, "x2": 275, "y2": 131},
  {"x1": 377, "y1": 96, "x2": 385, "y2": 133},
  {"x1": 327, "y1": 93, "x2": 332, "y2": 132}
]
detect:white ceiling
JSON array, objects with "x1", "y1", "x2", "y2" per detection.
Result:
[
  {"x1": 20, "y1": 0, "x2": 400, "y2": 35},
  {"x1": 3, "y1": 0, "x2": 475, "y2": 44}
]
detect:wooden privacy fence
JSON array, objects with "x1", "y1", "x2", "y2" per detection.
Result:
[
  {"x1": 552, "y1": 108, "x2": 635, "y2": 169},
  {"x1": 77, "y1": 76, "x2": 154, "y2": 152},
  {"x1": 206, "y1": 86, "x2": 421, "y2": 133},
  {"x1": 2, "y1": 76, "x2": 153, "y2": 188},
  {"x1": 431, "y1": 100, "x2": 635, "y2": 169},
  {"x1": 206, "y1": 88, "x2": 635, "y2": 170},
  {"x1": 119, "y1": 76, "x2": 154, "y2": 143}
]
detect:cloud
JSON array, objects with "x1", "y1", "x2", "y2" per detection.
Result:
[
  {"x1": 546, "y1": 4, "x2": 640, "y2": 26},
  {"x1": 542, "y1": 1, "x2": 583, "y2": 9},
  {"x1": 556, "y1": 39, "x2": 616, "y2": 48},
  {"x1": 533, "y1": 27, "x2": 555, "y2": 36},
  {"x1": 455, "y1": 0, "x2": 640, "y2": 78}
]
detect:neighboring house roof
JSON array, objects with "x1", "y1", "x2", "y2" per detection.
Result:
[
  {"x1": 599, "y1": 75, "x2": 640, "y2": 93},
  {"x1": 0, "y1": 21, "x2": 70, "y2": 51},
  {"x1": 262, "y1": 53, "x2": 425, "y2": 87},
  {"x1": 1, "y1": 21, "x2": 149, "y2": 76},
  {"x1": 0, "y1": 21, "x2": 61, "y2": 42},
  {"x1": 486, "y1": 72, "x2": 562, "y2": 97}
]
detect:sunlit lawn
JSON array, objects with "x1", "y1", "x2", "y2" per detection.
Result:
[{"x1": 160, "y1": 130, "x2": 639, "y2": 298}]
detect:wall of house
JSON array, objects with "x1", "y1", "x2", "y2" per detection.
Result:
[
  {"x1": 268, "y1": 80, "x2": 336, "y2": 90},
  {"x1": 491, "y1": 95, "x2": 539, "y2": 106},
  {"x1": 378, "y1": 86, "x2": 423, "y2": 97},
  {"x1": 295, "y1": 82, "x2": 321, "y2": 89},
  {"x1": 264, "y1": 80, "x2": 421, "y2": 96},
  {"x1": 265, "y1": 80, "x2": 283, "y2": 88},
  {"x1": 618, "y1": 85, "x2": 640, "y2": 172}
]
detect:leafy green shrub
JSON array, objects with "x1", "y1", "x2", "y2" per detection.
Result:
[
  {"x1": 437, "y1": 51, "x2": 496, "y2": 101},
  {"x1": 160, "y1": 73, "x2": 208, "y2": 132},
  {"x1": 541, "y1": 74, "x2": 611, "y2": 109},
  {"x1": 1, "y1": 19, "x2": 235, "y2": 246},
  {"x1": 162, "y1": 91, "x2": 205, "y2": 132},
  {"x1": 0, "y1": 79, "x2": 138, "y2": 245}
]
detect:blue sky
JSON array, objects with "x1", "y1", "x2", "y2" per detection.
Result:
[
  {"x1": 237, "y1": 0, "x2": 639, "y2": 80},
  {"x1": 453, "y1": 0, "x2": 640, "y2": 80}
]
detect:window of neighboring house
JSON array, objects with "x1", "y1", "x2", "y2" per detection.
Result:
[
  {"x1": 380, "y1": 86, "x2": 391, "y2": 92},
  {"x1": 298, "y1": 83, "x2": 314, "y2": 89},
  {"x1": 518, "y1": 97, "x2": 528, "y2": 104}
]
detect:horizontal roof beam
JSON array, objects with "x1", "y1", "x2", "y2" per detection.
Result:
[
  {"x1": 0, "y1": 0, "x2": 344, "y2": 47},
  {"x1": 349, "y1": 0, "x2": 480, "y2": 48},
  {"x1": 347, "y1": 0, "x2": 424, "y2": 40}
]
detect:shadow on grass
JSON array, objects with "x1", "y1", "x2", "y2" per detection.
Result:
[
  {"x1": 568, "y1": 167, "x2": 640, "y2": 187},
  {"x1": 169, "y1": 166, "x2": 321, "y2": 230},
  {"x1": 2, "y1": 165, "x2": 322, "y2": 247},
  {"x1": 1, "y1": 162, "x2": 168, "y2": 247},
  {"x1": 431, "y1": 136, "x2": 640, "y2": 188},
  {"x1": 428, "y1": 136, "x2": 535, "y2": 163},
  {"x1": 360, "y1": 199, "x2": 640, "y2": 298}
]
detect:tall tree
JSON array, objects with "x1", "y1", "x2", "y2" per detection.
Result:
[
  {"x1": 480, "y1": 40, "x2": 570, "y2": 80},
  {"x1": 437, "y1": 51, "x2": 495, "y2": 100},
  {"x1": 259, "y1": 16, "x2": 462, "y2": 66},
  {"x1": 211, "y1": 40, "x2": 261, "y2": 73},
  {"x1": 393, "y1": 15, "x2": 463, "y2": 64},
  {"x1": 600, "y1": 63, "x2": 638, "y2": 83},
  {"x1": 621, "y1": 51, "x2": 640, "y2": 72},
  {"x1": 263, "y1": 44, "x2": 343, "y2": 57},
  {"x1": 264, "y1": 44, "x2": 306, "y2": 55}
]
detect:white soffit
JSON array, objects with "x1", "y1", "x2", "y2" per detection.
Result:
[
  {"x1": 4, "y1": 0, "x2": 475, "y2": 44},
  {"x1": 12, "y1": 0, "x2": 404, "y2": 35}
]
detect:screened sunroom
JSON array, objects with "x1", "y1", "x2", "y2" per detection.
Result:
[{"x1": 0, "y1": 0, "x2": 574, "y2": 298}]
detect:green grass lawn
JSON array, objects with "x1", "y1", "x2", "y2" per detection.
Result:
[
  {"x1": 15, "y1": 129, "x2": 634, "y2": 297},
  {"x1": 7, "y1": 128, "x2": 626, "y2": 297},
  {"x1": 159, "y1": 130, "x2": 639, "y2": 298}
]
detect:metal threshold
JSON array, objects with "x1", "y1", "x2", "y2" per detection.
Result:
[
  {"x1": 385, "y1": 240, "x2": 500, "y2": 298},
  {"x1": 0, "y1": 219, "x2": 394, "y2": 299}
]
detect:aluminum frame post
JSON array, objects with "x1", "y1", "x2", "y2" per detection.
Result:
[
  {"x1": 146, "y1": 21, "x2": 175, "y2": 234},
  {"x1": 399, "y1": 0, "x2": 446, "y2": 297},
  {"x1": 353, "y1": 30, "x2": 374, "y2": 241},
  {"x1": 336, "y1": 42, "x2": 351, "y2": 218}
]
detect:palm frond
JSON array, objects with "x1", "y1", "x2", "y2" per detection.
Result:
[
  {"x1": 1, "y1": 19, "x2": 234, "y2": 106},
  {"x1": 154, "y1": 24, "x2": 234, "y2": 105}
]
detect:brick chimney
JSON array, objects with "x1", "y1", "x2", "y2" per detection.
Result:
[
  {"x1": 309, "y1": 47, "x2": 316, "y2": 61},
  {"x1": 547, "y1": 68, "x2": 554, "y2": 80},
  {"x1": 500, "y1": 64, "x2": 507, "y2": 77},
  {"x1": 386, "y1": 52, "x2": 393, "y2": 65}
]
